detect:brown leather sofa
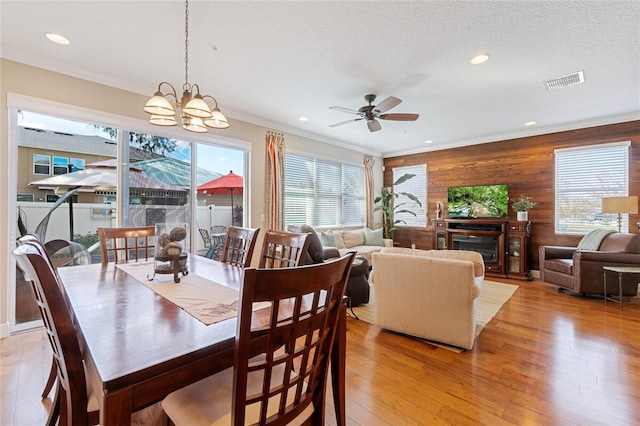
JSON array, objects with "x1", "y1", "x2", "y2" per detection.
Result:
[{"x1": 539, "y1": 232, "x2": 640, "y2": 296}]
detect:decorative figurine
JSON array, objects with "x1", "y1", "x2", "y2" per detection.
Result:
[{"x1": 149, "y1": 224, "x2": 189, "y2": 283}]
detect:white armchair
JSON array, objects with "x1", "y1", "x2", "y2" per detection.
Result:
[{"x1": 371, "y1": 247, "x2": 484, "y2": 350}]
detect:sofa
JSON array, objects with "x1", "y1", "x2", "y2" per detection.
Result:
[
  {"x1": 371, "y1": 247, "x2": 485, "y2": 350},
  {"x1": 539, "y1": 230, "x2": 640, "y2": 296},
  {"x1": 315, "y1": 227, "x2": 393, "y2": 262}
]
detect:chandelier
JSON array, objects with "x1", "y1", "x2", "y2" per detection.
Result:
[{"x1": 144, "y1": 0, "x2": 229, "y2": 132}]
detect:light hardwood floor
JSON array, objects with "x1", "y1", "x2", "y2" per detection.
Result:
[{"x1": 2, "y1": 278, "x2": 639, "y2": 425}]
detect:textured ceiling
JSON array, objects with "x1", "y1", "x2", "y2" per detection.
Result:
[{"x1": 1, "y1": 1, "x2": 639, "y2": 157}]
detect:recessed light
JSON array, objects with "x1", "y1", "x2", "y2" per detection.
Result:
[
  {"x1": 45, "y1": 33, "x2": 70, "y2": 45},
  {"x1": 298, "y1": 116, "x2": 309, "y2": 122},
  {"x1": 525, "y1": 121, "x2": 537, "y2": 126},
  {"x1": 470, "y1": 53, "x2": 490, "y2": 65},
  {"x1": 424, "y1": 140, "x2": 433, "y2": 144}
]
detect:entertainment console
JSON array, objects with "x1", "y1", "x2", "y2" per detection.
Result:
[{"x1": 433, "y1": 219, "x2": 532, "y2": 280}]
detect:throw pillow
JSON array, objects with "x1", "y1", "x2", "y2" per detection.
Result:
[
  {"x1": 332, "y1": 230, "x2": 345, "y2": 249},
  {"x1": 364, "y1": 227, "x2": 384, "y2": 246},
  {"x1": 320, "y1": 230, "x2": 337, "y2": 248},
  {"x1": 342, "y1": 229, "x2": 365, "y2": 248}
]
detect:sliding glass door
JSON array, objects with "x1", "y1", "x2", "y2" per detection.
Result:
[{"x1": 10, "y1": 108, "x2": 246, "y2": 331}]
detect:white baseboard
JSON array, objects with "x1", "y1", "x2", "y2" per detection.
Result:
[{"x1": 0, "y1": 322, "x2": 9, "y2": 339}]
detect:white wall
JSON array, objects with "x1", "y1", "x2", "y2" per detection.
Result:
[{"x1": 0, "y1": 58, "x2": 384, "y2": 337}]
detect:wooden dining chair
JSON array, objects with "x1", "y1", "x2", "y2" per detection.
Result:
[
  {"x1": 161, "y1": 252, "x2": 355, "y2": 426},
  {"x1": 259, "y1": 229, "x2": 311, "y2": 268},
  {"x1": 16, "y1": 234, "x2": 61, "y2": 401},
  {"x1": 97, "y1": 226, "x2": 155, "y2": 266},
  {"x1": 220, "y1": 226, "x2": 260, "y2": 267},
  {"x1": 13, "y1": 241, "x2": 100, "y2": 426}
]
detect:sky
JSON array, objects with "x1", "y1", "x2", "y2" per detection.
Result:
[{"x1": 18, "y1": 111, "x2": 244, "y2": 176}]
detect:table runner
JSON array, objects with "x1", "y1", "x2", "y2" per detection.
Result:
[{"x1": 116, "y1": 261, "x2": 267, "y2": 325}]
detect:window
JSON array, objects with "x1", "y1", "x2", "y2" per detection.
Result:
[
  {"x1": 33, "y1": 154, "x2": 50, "y2": 175},
  {"x1": 53, "y1": 156, "x2": 69, "y2": 175},
  {"x1": 70, "y1": 157, "x2": 85, "y2": 172},
  {"x1": 17, "y1": 193, "x2": 34, "y2": 202},
  {"x1": 392, "y1": 164, "x2": 427, "y2": 227},
  {"x1": 555, "y1": 141, "x2": 630, "y2": 234},
  {"x1": 284, "y1": 153, "x2": 365, "y2": 227}
]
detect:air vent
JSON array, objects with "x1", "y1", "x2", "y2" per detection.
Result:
[{"x1": 544, "y1": 71, "x2": 584, "y2": 90}]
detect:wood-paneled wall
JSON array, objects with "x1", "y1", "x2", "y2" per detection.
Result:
[{"x1": 383, "y1": 120, "x2": 640, "y2": 270}]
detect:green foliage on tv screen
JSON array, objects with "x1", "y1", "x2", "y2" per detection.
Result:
[{"x1": 447, "y1": 185, "x2": 508, "y2": 218}]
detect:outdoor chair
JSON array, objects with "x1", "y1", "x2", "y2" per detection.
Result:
[
  {"x1": 199, "y1": 228, "x2": 211, "y2": 249},
  {"x1": 259, "y1": 230, "x2": 311, "y2": 268},
  {"x1": 209, "y1": 225, "x2": 228, "y2": 260},
  {"x1": 161, "y1": 252, "x2": 355, "y2": 425},
  {"x1": 13, "y1": 241, "x2": 100, "y2": 426},
  {"x1": 97, "y1": 226, "x2": 155, "y2": 266},
  {"x1": 220, "y1": 226, "x2": 260, "y2": 267}
]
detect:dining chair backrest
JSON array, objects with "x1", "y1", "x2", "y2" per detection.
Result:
[
  {"x1": 259, "y1": 230, "x2": 311, "y2": 268},
  {"x1": 235, "y1": 252, "x2": 355, "y2": 424},
  {"x1": 97, "y1": 226, "x2": 155, "y2": 266},
  {"x1": 220, "y1": 226, "x2": 260, "y2": 267},
  {"x1": 17, "y1": 233, "x2": 50, "y2": 260},
  {"x1": 13, "y1": 242, "x2": 92, "y2": 426}
]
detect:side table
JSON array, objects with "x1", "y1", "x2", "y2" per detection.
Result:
[{"x1": 603, "y1": 266, "x2": 640, "y2": 311}]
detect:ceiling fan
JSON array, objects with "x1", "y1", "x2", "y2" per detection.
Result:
[{"x1": 329, "y1": 94, "x2": 419, "y2": 132}]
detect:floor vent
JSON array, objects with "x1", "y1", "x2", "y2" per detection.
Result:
[{"x1": 544, "y1": 71, "x2": 584, "y2": 90}]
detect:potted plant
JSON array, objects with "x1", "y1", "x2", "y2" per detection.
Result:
[
  {"x1": 512, "y1": 194, "x2": 537, "y2": 221},
  {"x1": 374, "y1": 173, "x2": 422, "y2": 240}
]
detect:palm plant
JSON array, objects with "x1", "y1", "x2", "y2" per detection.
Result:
[{"x1": 374, "y1": 173, "x2": 422, "y2": 240}]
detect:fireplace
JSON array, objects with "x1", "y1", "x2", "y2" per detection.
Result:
[{"x1": 451, "y1": 234, "x2": 499, "y2": 263}]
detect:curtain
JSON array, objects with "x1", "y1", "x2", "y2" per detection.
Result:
[
  {"x1": 364, "y1": 154, "x2": 375, "y2": 228},
  {"x1": 265, "y1": 131, "x2": 285, "y2": 231}
]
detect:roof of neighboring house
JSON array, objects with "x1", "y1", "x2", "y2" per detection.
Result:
[
  {"x1": 18, "y1": 126, "x2": 117, "y2": 157},
  {"x1": 18, "y1": 125, "x2": 223, "y2": 186}
]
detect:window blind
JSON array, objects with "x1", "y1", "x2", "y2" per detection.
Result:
[
  {"x1": 555, "y1": 141, "x2": 630, "y2": 233},
  {"x1": 392, "y1": 164, "x2": 427, "y2": 227},
  {"x1": 284, "y1": 153, "x2": 365, "y2": 227}
]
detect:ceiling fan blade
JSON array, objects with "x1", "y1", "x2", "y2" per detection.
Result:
[
  {"x1": 329, "y1": 106, "x2": 362, "y2": 115},
  {"x1": 373, "y1": 96, "x2": 402, "y2": 114},
  {"x1": 378, "y1": 113, "x2": 420, "y2": 121},
  {"x1": 367, "y1": 119, "x2": 382, "y2": 132},
  {"x1": 329, "y1": 117, "x2": 364, "y2": 128}
]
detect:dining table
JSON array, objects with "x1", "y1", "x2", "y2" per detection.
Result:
[{"x1": 57, "y1": 254, "x2": 347, "y2": 425}]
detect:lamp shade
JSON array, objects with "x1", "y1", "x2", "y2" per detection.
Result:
[
  {"x1": 182, "y1": 115, "x2": 207, "y2": 133},
  {"x1": 182, "y1": 94, "x2": 213, "y2": 118},
  {"x1": 204, "y1": 108, "x2": 230, "y2": 129},
  {"x1": 144, "y1": 92, "x2": 175, "y2": 116},
  {"x1": 602, "y1": 196, "x2": 638, "y2": 214},
  {"x1": 149, "y1": 115, "x2": 177, "y2": 126}
]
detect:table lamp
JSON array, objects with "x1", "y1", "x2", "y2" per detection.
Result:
[{"x1": 602, "y1": 196, "x2": 638, "y2": 233}]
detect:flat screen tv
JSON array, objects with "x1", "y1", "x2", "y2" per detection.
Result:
[{"x1": 447, "y1": 184, "x2": 508, "y2": 218}]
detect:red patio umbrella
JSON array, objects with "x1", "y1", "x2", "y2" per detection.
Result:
[{"x1": 197, "y1": 171, "x2": 244, "y2": 225}]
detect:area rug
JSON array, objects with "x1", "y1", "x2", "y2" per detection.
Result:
[{"x1": 350, "y1": 280, "x2": 519, "y2": 352}]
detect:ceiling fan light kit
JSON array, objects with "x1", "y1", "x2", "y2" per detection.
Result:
[
  {"x1": 144, "y1": 0, "x2": 229, "y2": 132},
  {"x1": 329, "y1": 94, "x2": 419, "y2": 132}
]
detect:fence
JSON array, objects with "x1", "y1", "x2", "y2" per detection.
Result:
[{"x1": 17, "y1": 202, "x2": 233, "y2": 252}]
